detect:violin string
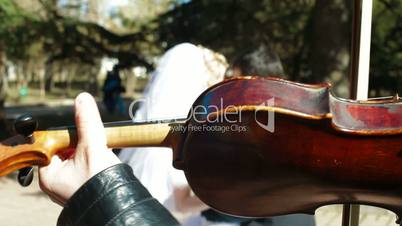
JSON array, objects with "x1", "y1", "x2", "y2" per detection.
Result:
[{"x1": 47, "y1": 118, "x2": 187, "y2": 130}]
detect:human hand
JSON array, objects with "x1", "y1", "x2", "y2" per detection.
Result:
[{"x1": 39, "y1": 93, "x2": 121, "y2": 206}]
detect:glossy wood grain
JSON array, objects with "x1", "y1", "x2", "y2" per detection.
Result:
[
  {"x1": 172, "y1": 77, "x2": 402, "y2": 223},
  {"x1": 181, "y1": 111, "x2": 402, "y2": 222}
]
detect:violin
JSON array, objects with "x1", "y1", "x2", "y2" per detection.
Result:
[{"x1": 1, "y1": 77, "x2": 402, "y2": 223}]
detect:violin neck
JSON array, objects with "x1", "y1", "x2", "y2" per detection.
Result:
[
  {"x1": 45, "y1": 119, "x2": 186, "y2": 154},
  {"x1": 104, "y1": 120, "x2": 184, "y2": 148},
  {"x1": 0, "y1": 120, "x2": 186, "y2": 177}
]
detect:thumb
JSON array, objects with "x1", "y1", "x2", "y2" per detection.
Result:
[{"x1": 74, "y1": 93, "x2": 107, "y2": 153}]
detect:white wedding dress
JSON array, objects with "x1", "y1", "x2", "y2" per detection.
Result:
[{"x1": 119, "y1": 43, "x2": 229, "y2": 226}]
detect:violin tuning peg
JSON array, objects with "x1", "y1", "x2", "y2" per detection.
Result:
[
  {"x1": 17, "y1": 167, "x2": 34, "y2": 187},
  {"x1": 14, "y1": 114, "x2": 38, "y2": 138}
]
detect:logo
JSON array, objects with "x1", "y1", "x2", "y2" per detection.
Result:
[
  {"x1": 255, "y1": 98, "x2": 275, "y2": 133},
  {"x1": 128, "y1": 97, "x2": 275, "y2": 133}
]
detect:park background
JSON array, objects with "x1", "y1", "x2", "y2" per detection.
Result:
[{"x1": 0, "y1": 0, "x2": 401, "y2": 225}]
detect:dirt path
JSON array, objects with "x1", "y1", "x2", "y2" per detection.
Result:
[
  {"x1": 0, "y1": 171, "x2": 61, "y2": 226},
  {"x1": 0, "y1": 170, "x2": 398, "y2": 226}
]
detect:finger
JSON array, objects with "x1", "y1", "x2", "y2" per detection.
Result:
[
  {"x1": 38, "y1": 155, "x2": 68, "y2": 206},
  {"x1": 38, "y1": 155, "x2": 62, "y2": 197},
  {"x1": 38, "y1": 155, "x2": 63, "y2": 185},
  {"x1": 74, "y1": 93, "x2": 107, "y2": 151}
]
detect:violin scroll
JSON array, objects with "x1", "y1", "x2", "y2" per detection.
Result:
[
  {"x1": 14, "y1": 114, "x2": 38, "y2": 186},
  {"x1": 0, "y1": 124, "x2": 73, "y2": 178},
  {"x1": 0, "y1": 133, "x2": 48, "y2": 177}
]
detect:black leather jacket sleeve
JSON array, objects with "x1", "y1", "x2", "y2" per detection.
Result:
[{"x1": 57, "y1": 163, "x2": 180, "y2": 226}]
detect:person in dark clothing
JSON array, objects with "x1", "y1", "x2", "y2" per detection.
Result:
[
  {"x1": 103, "y1": 66, "x2": 126, "y2": 114},
  {"x1": 38, "y1": 92, "x2": 179, "y2": 226},
  {"x1": 227, "y1": 44, "x2": 285, "y2": 78}
]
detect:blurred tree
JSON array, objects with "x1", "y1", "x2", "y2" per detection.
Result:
[
  {"x1": 152, "y1": 0, "x2": 402, "y2": 96},
  {"x1": 153, "y1": 0, "x2": 353, "y2": 96},
  {"x1": 38, "y1": 0, "x2": 153, "y2": 92},
  {"x1": 0, "y1": 0, "x2": 42, "y2": 132},
  {"x1": 370, "y1": 0, "x2": 402, "y2": 96},
  {"x1": 0, "y1": 0, "x2": 164, "y2": 96},
  {"x1": 305, "y1": 0, "x2": 351, "y2": 96},
  {"x1": 0, "y1": 0, "x2": 400, "y2": 105}
]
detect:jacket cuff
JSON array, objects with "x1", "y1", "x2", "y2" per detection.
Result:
[{"x1": 57, "y1": 163, "x2": 179, "y2": 226}]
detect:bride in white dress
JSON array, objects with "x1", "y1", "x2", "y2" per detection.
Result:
[{"x1": 119, "y1": 43, "x2": 229, "y2": 226}]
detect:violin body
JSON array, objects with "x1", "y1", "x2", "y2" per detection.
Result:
[
  {"x1": 173, "y1": 77, "x2": 402, "y2": 222},
  {"x1": 1, "y1": 77, "x2": 402, "y2": 223}
]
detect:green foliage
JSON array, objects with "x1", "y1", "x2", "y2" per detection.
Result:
[
  {"x1": 0, "y1": 0, "x2": 157, "y2": 69},
  {"x1": 0, "y1": 0, "x2": 41, "y2": 60},
  {"x1": 155, "y1": 0, "x2": 401, "y2": 95},
  {"x1": 370, "y1": 0, "x2": 402, "y2": 95},
  {"x1": 0, "y1": 0, "x2": 400, "y2": 96},
  {"x1": 154, "y1": 0, "x2": 328, "y2": 79}
]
